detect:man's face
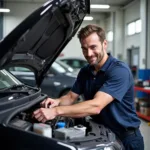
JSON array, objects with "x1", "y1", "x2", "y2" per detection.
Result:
[{"x1": 81, "y1": 32, "x2": 107, "y2": 66}]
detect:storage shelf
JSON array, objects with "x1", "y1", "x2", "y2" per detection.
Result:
[
  {"x1": 136, "y1": 112, "x2": 150, "y2": 121},
  {"x1": 134, "y1": 86, "x2": 150, "y2": 94},
  {"x1": 134, "y1": 86, "x2": 150, "y2": 121}
]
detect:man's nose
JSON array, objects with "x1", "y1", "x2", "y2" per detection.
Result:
[{"x1": 87, "y1": 49, "x2": 92, "y2": 57}]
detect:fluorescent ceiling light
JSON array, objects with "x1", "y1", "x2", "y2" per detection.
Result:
[
  {"x1": 0, "y1": 8, "x2": 10, "y2": 13},
  {"x1": 90, "y1": 4, "x2": 110, "y2": 9},
  {"x1": 84, "y1": 16, "x2": 93, "y2": 21}
]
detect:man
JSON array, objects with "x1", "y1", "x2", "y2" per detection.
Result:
[{"x1": 33, "y1": 24, "x2": 144, "y2": 149}]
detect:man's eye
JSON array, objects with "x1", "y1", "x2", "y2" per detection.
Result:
[{"x1": 91, "y1": 46, "x2": 96, "y2": 49}]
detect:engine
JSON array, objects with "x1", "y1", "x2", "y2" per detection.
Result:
[
  {"x1": 6, "y1": 102, "x2": 124, "y2": 150},
  {"x1": 8, "y1": 105, "x2": 90, "y2": 141}
]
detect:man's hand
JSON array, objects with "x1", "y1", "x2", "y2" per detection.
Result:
[
  {"x1": 33, "y1": 108, "x2": 57, "y2": 123},
  {"x1": 41, "y1": 97, "x2": 60, "y2": 108}
]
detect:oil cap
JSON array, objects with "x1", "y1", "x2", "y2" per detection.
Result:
[{"x1": 56, "y1": 122, "x2": 66, "y2": 128}]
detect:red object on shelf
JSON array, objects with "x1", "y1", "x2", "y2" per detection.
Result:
[
  {"x1": 134, "y1": 86, "x2": 150, "y2": 121},
  {"x1": 136, "y1": 112, "x2": 150, "y2": 121},
  {"x1": 134, "y1": 86, "x2": 150, "y2": 94}
]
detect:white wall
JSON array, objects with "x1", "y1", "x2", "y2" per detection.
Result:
[
  {"x1": 3, "y1": 2, "x2": 42, "y2": 37},
  {"x1": 114, "y1": 10, "x2": 124, "y2": 60},
  {"x1": 140, "y1": 0, "x2": 147, "y2": 69},
  {"x1": 103, "y1": 11, "x2": 124, "y2": 60},
  {"x1": 105, "y1": 14, "x2": 113, "y2": 54},
  {"x1": 147, "y1": 0, "x2": 150, "y2": 68},
  {"x1": 124, "y1": 0, "x2": 141, "y2": 60}
]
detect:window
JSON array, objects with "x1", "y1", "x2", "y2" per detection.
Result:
[
  {"x1": 52, "y1": 62, "x2": 66, "y2": 73},
  {"x1": 107, "y1": 31, "x2": 113, "y2": 42},
  {"x1": 127, "y1": 19, "x2": 142, "y2": 36},
  {"x1": 135, "y1": 19, "x2": 142, "y2": 33},
  {"x1": 14, "y1": 67, "x2": 31, "y2": 72},
  {"x1": 72, "y1": 60, "x2": 80, "y2": 68},
  {"x1": 0, "y1": 69, "x2": 22, "y2": 89},
  {"x1": 127, "y1": 22, "x2": 135, "y2": 35},
  {"x1": 80, "y1": 60, "x2": 88, "y2": 67}
]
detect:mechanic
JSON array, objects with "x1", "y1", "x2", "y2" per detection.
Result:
[{"x1": 33, "y1": 24, "x2": 144, "y2": 150}]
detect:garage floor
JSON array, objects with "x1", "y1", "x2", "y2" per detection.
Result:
[{"x1": 140, "y1": 119, "x2": 150, "y2": 150}]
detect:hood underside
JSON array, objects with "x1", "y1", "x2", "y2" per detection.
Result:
[{"x1": 0, "y1": 0, "x2": 90, "y2": 87}]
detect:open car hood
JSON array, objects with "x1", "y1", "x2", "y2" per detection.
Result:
[{"x1": 0, "y1": 0, "x2": 90, "y2": 87}]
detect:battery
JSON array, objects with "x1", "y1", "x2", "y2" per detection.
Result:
[
  {"x1": 9, "y1": 118, "x2": 32, "y2": 131},
  {"x1": 33, "y1": 123, "x2": 52, "y2": 138}
]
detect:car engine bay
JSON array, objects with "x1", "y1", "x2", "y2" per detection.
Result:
[
  {"x1": 8, "y1": 106, "x2": 122, "y2": 148},
  {"x1": 0, "y1": 84, "x2": 123, "y2": 149}
]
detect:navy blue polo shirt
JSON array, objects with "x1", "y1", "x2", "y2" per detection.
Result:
[{"x1": 71, "y1": 54, "x2": 141, "y2": 135}]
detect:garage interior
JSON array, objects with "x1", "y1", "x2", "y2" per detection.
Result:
[{"x1": 0, "y1": 0, "x2": 150, "y2": 149}]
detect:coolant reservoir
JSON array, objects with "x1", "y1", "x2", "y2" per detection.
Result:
[
  {"x1": 74, "y1": 125, "x2": 86, "y2": 136},
  {"x1": 33, "y1": 123, "x2": 52, "y2": 138},
  {"x1": 54, "y1": 125, "x2": 86, "y2": 140}
]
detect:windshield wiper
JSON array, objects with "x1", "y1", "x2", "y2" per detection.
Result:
[
  {"x1": 0, "y1": 90, "x2": 29, "y2": 94},
  {"x1": 0, "y1": 84, "x2": 25, "y2": 92}
]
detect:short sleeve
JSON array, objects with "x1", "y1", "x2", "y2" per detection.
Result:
[
  {"x1": 71, "y1": 68, "x2": 85, "y2": 95},
  {"x1": 100, "y1": 66, "x2": 132, "y2": 102}
]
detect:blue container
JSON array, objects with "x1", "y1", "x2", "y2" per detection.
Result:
[
  {"x1": 56, "y1": 122, "x2": 66, "y2": 128},
  {"x1": 138, "y1": 69, "x2": 150, "y2": 80},
  {"x1": 137, "y1": 69, "x2": 150, "y2": 98}
]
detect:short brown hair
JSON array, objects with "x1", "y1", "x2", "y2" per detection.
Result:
[{"x1": 77, "y1": 24, "x2": 106, "y2": 43}]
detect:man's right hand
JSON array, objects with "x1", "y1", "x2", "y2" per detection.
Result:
[{"x1": 41, "y1": 98, "x2": 60, "y2": 108}]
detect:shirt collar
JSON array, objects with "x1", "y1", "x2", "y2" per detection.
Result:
[
  {"x1": 89, "y1": 53, "x2": 113, "y2": 73},
  {"x1": 100, "y1": 53, "x2": 113, "y2": 72}
]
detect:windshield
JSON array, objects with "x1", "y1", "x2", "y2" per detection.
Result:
[
  {"x1": 56, "y1": 60, "x2": 74, "y2": 72},
  {"x1": 0, "y1": 69, "x2": 22, "y2": 90},
  {"x1": 52, "y1": 62, "x2": 66, "y2": 73}
]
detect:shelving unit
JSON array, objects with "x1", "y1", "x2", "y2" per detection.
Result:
[
  {"x1": 134, "y1": 86, "x2": 150, "y2": 121},
  {"x1": 134, "y1": 86, "x2": 150, "y2": 94},
  {"x1": 136, "y1": 112, "x2": 150, "y2": 121}
]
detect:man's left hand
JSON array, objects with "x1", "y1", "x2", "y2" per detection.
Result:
[{"x1": 33, "y1": 108, "x2": 57, "y2": 123}]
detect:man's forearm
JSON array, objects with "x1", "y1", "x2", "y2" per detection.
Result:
[
  {"x1": 56, "y1": 92, "x2": 77, "y2": 106},
  {"x1": 60, "y1": 113, "x2": 88, "y2": 118},
  {"x1": 55, "y1": 100, "x2": 100, "y2": 118}
]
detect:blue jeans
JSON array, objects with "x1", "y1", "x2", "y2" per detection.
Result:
[{"x1": 121, "y1": 129, "x2": 144, "y2": 150}]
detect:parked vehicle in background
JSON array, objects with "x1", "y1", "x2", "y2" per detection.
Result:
[
  {"x1": 59, "y1": 57, "x2": 87, "y2": 71},
  {"x1": 6, "y1": 60, "x2": 79, "y2": 99},
  {"x1": 56, "y1": 59, "x2": 74, "y2": 73}
]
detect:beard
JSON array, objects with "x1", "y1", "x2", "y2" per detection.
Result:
[{"x1": 87, "y1": 47, "x2": 105, "y2": 66}]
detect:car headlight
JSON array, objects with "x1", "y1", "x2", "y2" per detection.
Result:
[{"x1": 89, "y1": 146, "x2": 115, "y2": 150}]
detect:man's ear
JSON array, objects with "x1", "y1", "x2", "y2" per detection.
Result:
[{"x1": 103, "y1": 39, "x2": 108, "y2": 51}]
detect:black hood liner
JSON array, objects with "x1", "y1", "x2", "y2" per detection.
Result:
[{"x1": 0, "y1": 0, "x2": 90, "y2": 87}]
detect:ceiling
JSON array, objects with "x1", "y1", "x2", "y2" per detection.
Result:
[
  {"x1": 3, "y1": 0, "x2": 136, "y2": 12},
  {"x1": 3, "y1": 0, "x2": 135, "y2": 6},
  {"x1": 91, "y1": 0, "x2": 135, "y2": 6},
  {"x1": 91, "y1": 0, "x2": 135, "y2": 12}
]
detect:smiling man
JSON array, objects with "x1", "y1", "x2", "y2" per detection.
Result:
[{"x1": 33, "y1": 24, "x2": 144, "y2": 150}]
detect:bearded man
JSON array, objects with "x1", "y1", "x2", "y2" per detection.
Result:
[{"x1": 33, "y1": 24, "x2": 144, "y2": 150}]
